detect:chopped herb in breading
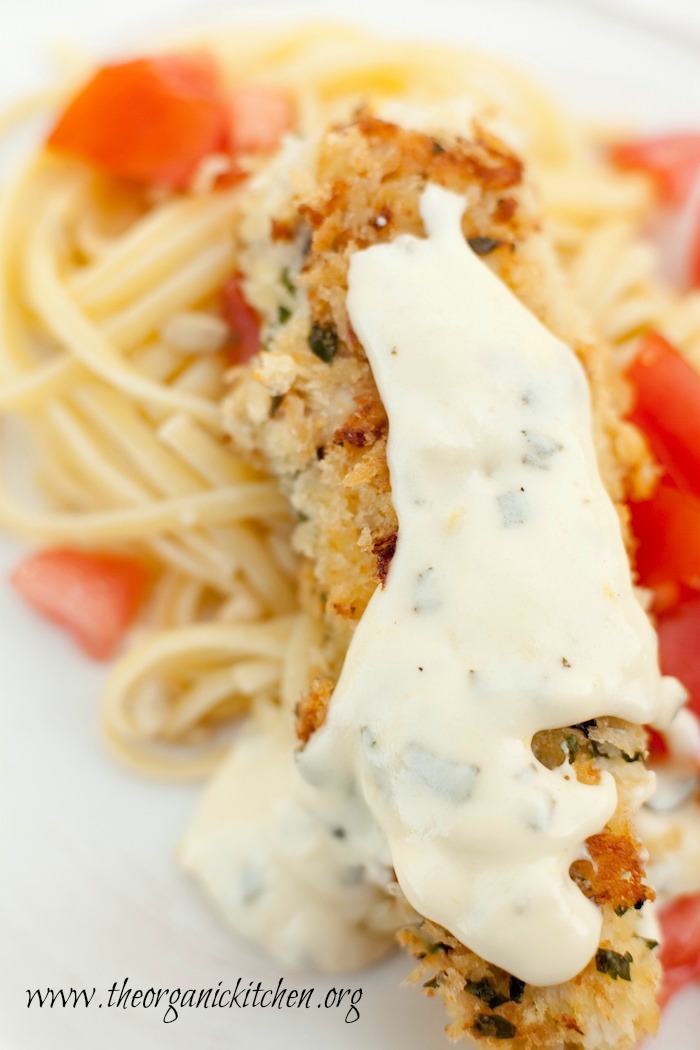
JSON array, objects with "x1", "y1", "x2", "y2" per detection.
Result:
[
  {"x1": 564, "y1": 735, "x2": 580, "y2": 762},
  {"x1": 508, "y1": 977, "x2": 525, "y2": 1003},
  {"x1": 472, "y1": 1014, "x2": 517, "y2": 1039},
  {"x1": 590, "y1": 740, "x2": 644, "y2": 763},
  {"x1": 468, "y1": 236, "x2": 501, "y2": 256},
  {"x1": 309, "y1": 323, "x2": 338, "y2": 363},
  {"x1": 281, "y1": 267, "x2": 296, "y2": 296},
  {"x1": 465, "y1": 978, "x2": 508, "y2": 1009},
  {"x1": 596, "y1": 948, "x2": 633, "y2": 981}
]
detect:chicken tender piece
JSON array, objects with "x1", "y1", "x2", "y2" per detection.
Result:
[{"x1": 223, "y1": 114, "x2": 661, "y2": 1049}]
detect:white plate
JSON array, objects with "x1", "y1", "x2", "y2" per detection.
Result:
[{"x1": 1, "y1": 2, "x2": 699, "y2": 1048}]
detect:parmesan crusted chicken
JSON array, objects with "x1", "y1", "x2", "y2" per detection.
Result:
[{"x1": 223, "y1": 113, "x2": 664, "y2": 1049}]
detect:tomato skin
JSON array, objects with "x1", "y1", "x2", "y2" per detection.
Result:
[
  {"x1": 47, "y1": 58, "x2": 294, "y2": 189},
  {"x1": 659, "y1": 894, "x2": 700, "y2": 1005},
  {"x1": 47, "y1": 55, "x2": 228, "y2": 189},
  {"x1": 11, "y1": 548, "x2": 150, "y2": 660},
  {"x1": 646, "y1": 726, "x2": 669, "y2": 759},
  {"x1": 630, "y1": 480, "x2": 700, "y2": 592},
  {"x1": 691, "y1": 213, "x2": 700, "y2": 288},
  {"x1": 627, "y1": 331, "x2": 700, "y2": 501},
  {"x1": 228, "y1": 86, "x2": 295, "y2": 154},
  {"x1": 656, "y1": 595, "x2": 700, "y2": 721},
  {"x1": 610, "y1": 133, "x2": 700, "y2": 205},
  {"x1": 222, "y1": 275, "x2": 261, "y2": 363}
]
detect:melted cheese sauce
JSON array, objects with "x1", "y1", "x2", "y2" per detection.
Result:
[
  {"x1": 180, "y1": 709, "x2": 402, "y2": 970},
  {"x1": 182, "y1": 182, "x2": 684, "y2": 983},
  {"x1": 300, "y1": 184, "x2": 683, "y2": 985}
]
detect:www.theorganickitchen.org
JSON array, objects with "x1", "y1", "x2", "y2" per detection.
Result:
[{"x1": 26, "y1": 977, "x2": 364, "y2": 1023}]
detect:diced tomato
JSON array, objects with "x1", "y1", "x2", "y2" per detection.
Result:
[
  {"x1": 691, "y1": 212, "x2": 700, "y2": 288},
  {"x1": 47, "y1": 55, "x2": 228, "y2": 189},
  {"x1": 630, "y1": 480, "x2": 700, "y2": 592},
  {"x1": 659, "y1": 894, "x2": 700, "y2": 1005},
  {"x1": 228, "y1": 85, "x2": 295, "y2": 155},
  {"x1": 222, "y1": 275, "x2": 260, "y2": 363},
  {"x1": 627, "y1": 331, "x2": 700, "y2": 500},
  {"x1": 657, "y1": 595, "x2": 700, "y2": 720},
  {"x1": 647, "y1": 726, "x2": 669, "y2": 759},
  {"x1": 610, "y1": 133, "x2": 700, "y2": 205},
  {"x1": 46, "y1": 56, "x2": 295, "y2": 189},
  {"x1": 11, "y1": 548, "x2": 150, "y2": 660},
  {"x1": 649, "y1": 580, "x2": 685, "y2": 616}
]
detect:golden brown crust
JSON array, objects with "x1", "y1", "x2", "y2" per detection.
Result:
[
  {"x1": 223, "y1": 114, "x2": 661, "y2": 1048},
  {"x1": 372, "y1": 531, "x2": 397, "y2": 587},
  {"x1": 333, "y1": 396, "x2": 387, "y2": 449},
  {"x1": 571, "y1": 831, "x2": 653, "y2": 910},
  {"x1": 399, "y1": 913, "x2": 659, "y2": 1048},
  {"x1": 295, "y1": 676, "x2": 333, "y2": 744}
]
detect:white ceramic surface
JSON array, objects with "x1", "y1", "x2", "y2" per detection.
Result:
[{"x1": 1, "y1": 2, "x2": 699, "y2": 1048}]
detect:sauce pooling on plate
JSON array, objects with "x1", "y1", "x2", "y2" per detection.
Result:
[
  {"x1": 180, "y1": 711, "x2": 401, "y2": 970},
  {"x1": 301, "y1": 183, "x2": 683, "y2": 985},
  {"x1": 183, "y1": 183, "x2": 683, "y2": 983}
]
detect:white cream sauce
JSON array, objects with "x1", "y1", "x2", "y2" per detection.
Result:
[
  {"x1": 662, "y1": 706, "x2": 700, "y2": 766},
  {"x1": 299, "y1": 184, "x2": 683, "y2": 985},
  {"x1": 180, "y1": 708, "x2": 401, "y2": 971},
  {"x1": 639, "y1": 706, "x2": 700, "y2": 905},
  {"x1": 183, "y1": 181, "x2": 685, "y2": 984}
]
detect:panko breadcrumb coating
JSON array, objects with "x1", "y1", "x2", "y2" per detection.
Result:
[{"x1": 223, "y1": 113, "x2": 662, "y2": 1049}]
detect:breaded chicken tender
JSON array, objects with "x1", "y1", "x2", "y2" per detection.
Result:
[{"x1": 223, "y1": 112, "x2": 663, "y2": 1049}]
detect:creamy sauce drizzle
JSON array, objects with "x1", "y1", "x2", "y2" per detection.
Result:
[
  {"x1": 300, "y1": 184, "x2": 683, "y2": 985},
  {"x1": 180, "y1": 710, "x2": 399, "y2": 970},
  {"x1": 182, "y1": 182, "x2": 684, "y2": 983}
]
